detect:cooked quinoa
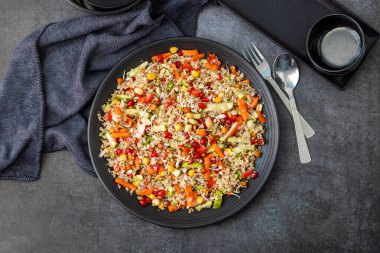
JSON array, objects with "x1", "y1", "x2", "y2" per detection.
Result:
[{"x1": 98, "y1": 47, "x2": 266, "y2": 212}]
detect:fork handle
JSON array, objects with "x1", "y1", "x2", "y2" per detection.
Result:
[
  {"x1": 266, "y1": 77, "x2": 315, "y2": 138},
  {"x1": 288, "y1": 93, "x2": 311, "y2": 163}
]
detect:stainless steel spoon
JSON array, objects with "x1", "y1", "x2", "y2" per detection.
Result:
[{"x1": 273, "y1": 54, "x2": 311, "y2": 163}]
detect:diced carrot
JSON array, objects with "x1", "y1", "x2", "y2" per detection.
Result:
[
  {"x1": 114, "y1": 107, "x2": 122, "y2": 115},
  {"x1": 205, "y1": 62, "x2": 218, "y2": 71},
  {"x1": 185, "y1": 186, "x2": 193, "y2": 195},
  {"x1": 116, "y1": 78, "x2": 124, "y2": 85},
  {"x1": 151, "y1": 52, "x2": 172, "y2": 61},
  {"x1": 190, "y1": 54, "x2": 205, "y2": 61},
  {"x1": 113, "y1": 165, "x2": 120, "y2": 172},
  {"x1": 182, "y1": 49, "x2": 199, "y2": 56},
  {"x1": 225, "y1": 121, "x2": 244, "y2": 138},
  {"x1": 254, "y1": 150, "x2": 262, "y2": 158},
  {"x1": 241, "y1": 181, "x2": 247, "y2": 187},
  {"x1": 221, "y1": 126, "x2": 228, "y2": 134},
  {"x1": 204, "y1": 154, "x2": 214, "y2": 171},
  {"x1": 171, "y1": 64, "x2": 180, "y2": 80},
  {"x1": 111, "y1": 132, "x2": 131, "y2": 139},
  {"x1": 115, "y1": 177, "x2": 137, "y2": 191},
  {"x1": 249, "y1": 96, "x2": 260, "y2": 110},
  {"x1": 168, "y1": 205, "x2": 177, "y2": 212},
  {"x1": 213, "y1": 143, "x2": 224, "y2": 158},
  {"x1": 147, "y1": 165, "x2": 156, "y2": 175},
  {"x1": 196, "y1": 129, "x2": 208, "y2": 137},
  {"x1": 174, "y1": 184, "x2": 182, "y2": 194},
  {"x1": 257, "y1": 110, "x2": 266, "y2": 124},
  {"x1": 237, "y1": 98, "x2": 249, "y2": 121},
  {"x1": 242, "y1": 79, "x2": 250, "y2": 84},
  {"x1": 230, "y1": 65, "x2": 237, "y2": 75},
  {"x1": 183, "y1": 107, "x2": 191, "y2": 113},
  {"x1": 137, "y1": 188, "x2": 154, "y2": 196},
  {"x1": 134, "y1": 156, "x2": 140, "y2": 171}
]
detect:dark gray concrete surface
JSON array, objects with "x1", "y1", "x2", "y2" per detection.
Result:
[{"x1": 0, "y1": 0, "x2": 379, "y2": 252}]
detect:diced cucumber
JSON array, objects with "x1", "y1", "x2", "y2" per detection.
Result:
[
  {"x1": 114, "y1": 94, "x2": 132, "y2": 101},
  {"x1": 194, "y1": 185, "x2": 204, "y2": 191},
  {"x1": 151, "y1": 124, "x2": 167, "y2": 132},
  {"x1": 172, "y1": 169, "x2": 181, "y2": 177},
  {"x1": 193, "y1": 114, "x2": 201, "y2": 119},
  {"x1": 206, "y1": 103, "x2": 233, "y2": 113},
  {"x1": 232, "y1": 88, "x2": 245, "y2": 99},
  {"x1": 195, "y1": 200, "x2": 213, "y2": 211},
  {"x1": 105, "y1": 133, "x2": 117, "y2": 148},
  {"x1": 232, "y1": 144, "x2": 256, "y2": 154},
  {"x1": 124, "y1": 109, "x2": 150, "y2": 118},
  {"x1": 213, "y1": 190, "x2": 224, "y2": 209},
  {"x1": 207, "y1": 143, "x2": 225, "y2": 153},
  {"x1": 181, "y1": 162, "x2": 202, "y2": 169},
  {"x1": 127, "y1": 61, "x2": 148, "y2": 77},
  {"x1": 227, "y1": 137, "x2": 249, "y2": 144},
  {"x1": 101, "y1": 103, "x2": 111, "y2": 112}
]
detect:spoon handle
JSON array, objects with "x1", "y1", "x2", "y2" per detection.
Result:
[
  {"x1": 288, "y1": 92, "x2": 311, "y2": 163},
  {"x1": 267, "y1": 77, "x2": 315, "y2": 138}
]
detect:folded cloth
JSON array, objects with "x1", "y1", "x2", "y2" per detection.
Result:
[{"x1": 0, "y1": 0, "x2": 209, "y2": 181}]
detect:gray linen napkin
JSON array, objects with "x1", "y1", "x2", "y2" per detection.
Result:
[{"x1": 0, "y1": 0, "x2": 209, "y2": 181}]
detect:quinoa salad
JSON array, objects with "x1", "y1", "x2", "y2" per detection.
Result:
[{"x1": 98, "y1": 47, "x2": 267, "y2": 212}]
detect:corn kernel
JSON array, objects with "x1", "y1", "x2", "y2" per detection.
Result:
[
  {"x1": 127, "y1": 154, "x2": 133, "y2": 160},
  {"x1": 170, "y1": 47, "x2": 178, "y2": 54},
  {"x1": 185, "y1": 113, "x2": 194, "y2": 119},
  {"x1": 196, "y1": 196, "x2": 204, "y2": 205},
  {"x1": 187, "y1": 169, "x2": 195, "y2": 177},
  {"x1": 168, "y1": 165, "x2": 175, "y2": 173},
  {"x1": 112, "y1": 99, "x2": 119, "y2": 105},
  {"x1": 181, "y1": 86, "x2": 189, "y2": 92},
  {"x1": 148, "y1": 194, "x2": 156, "y2": 200},
  {"x1": 158, "y1": 202, "x2": 165, "y2": 210},
  {"x1": 191, "y1": 70, "x2": 200, "y2": 78},
  {"x1": 146, "y1": 73, "x2": 156, "y2": 81},
  {"x1": 103, "y1": 148, "x2": 110, "y2": 153},
  {"x1": 142, "y1": 157, "x2": 150, "y2": 165},
  {"x1": 214, "y1": 96, "x2": 222, "y2": 103},
  {"x1": 235, "y1": 83, "x2": 241, "y2": 89},
  {"x1": 133, "y1": 181, "x2": 139, "y2": 187},
  {"x1": 120, "y1": 154, "x2": 127, "y2": 161},
  {"x1": 175, "y1": 123, "x2": 182, "y2": 131},
  {"x1": 159, "y1": 171, "x2": 166, "y2": 177},
  {"x1": 224, "y1": 148, "x2": 232, "y2": 155}
]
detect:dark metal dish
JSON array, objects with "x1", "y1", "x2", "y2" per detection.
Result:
[{"x1": 88, "y1": 37, "x2": 279, "y2": 228}]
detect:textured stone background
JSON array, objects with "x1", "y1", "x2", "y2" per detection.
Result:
[{"x1": 0, "y1": 0, "x2": 379, "y2": 252}]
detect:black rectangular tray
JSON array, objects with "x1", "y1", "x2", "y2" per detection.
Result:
[{"x1": 218, "y1": 0, "x2": 379, "y2": 90}]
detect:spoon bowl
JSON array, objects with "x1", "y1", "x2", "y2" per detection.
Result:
[{"x1": 273, "y1": 54, "x2": 300, "y2": 90}]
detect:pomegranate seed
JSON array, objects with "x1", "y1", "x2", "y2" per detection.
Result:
[
  {"x1": 157, "y1": 54, "x2": 164, "y2": 63},
  {"x1": 189, "y1": 81, "x2": 194, "y2": 87},
  {"x1": 116, "y1": 148, "x2": 123, "y2": 155},
  {"x1": 192, "y1": 142, "x2": 200, "y2": 148},
  {"x1": 226, "y1": 119, "x2": 232, "y2": 125},
  {"x1": 145, "y1": 197, "x2": 152, "y2": 204},
  {"x1": 257, "y1": 138, "x2": 265, "y2": 145},
  {"x1": 157, "y1": 190, "x2": 166, "y2": 197},
  {"x1": 196, "y1": 147, "x2": 207, "y2": 154},
  {"x1": 151, "y1": 152, "x2": 159, "y2": 157},
  {"x1": 210, "y1": 140, "x2": 216, "y2": 144},
  {"x1": 198, "y1": 118, "x2": 204, "y2": 123},
  {"x1": 164, "y1": 131, "x2": 172, "y2": 139},
  {"x1": 199, "y1": 92, "x2": 205, "y2": 98},
  {"x1": 115, "y1": 138, "x2": 121, "y2": 144},
  {"x1": 175, "y1": 61, "x2": 182, "y2": 68},
  {"x1": 242, "y1": 170, "x2": 253, "y2": 178},
  {"x1": 139, "y1": 200, "x2": 147, "y2": 207},
  {"x1": 178, "y1": 50, "x2": 183, "y2": 56},
  {"x1": 217, "y1": 73, "x2": 222, "y2": 80},
  {"x1": 153, "y1": 190, "x2": 158, "y2": 196},
  {"x1": 211, "y1": 158, "x2": 217, "y2": 164},
  {"x1": 200, "y1": 137, "x2": 207, "y2": 145},
  {"x1": 250, "y1": 139, "x2": 258, "y2": 145},
  {"x1": 199, "y1": 103, "x2": 206, "y2": 109},
  {"x1": 185, "y1": 133, "x2": 190, "y2": 139},
  {"x1": 187, "y1": 158, "x2": 194, "y2": 164},
  {"x1": 252, "y1": 171, "x2": 258, "y2": 179},
  {"x1": 201, "y1": 97, "x2": 210, "y2": 102},
  {"x1": 124, "y1": 148, "x2": 131, "y2": 154},
  {"x1": 129, "y1": 173, "x2": 134, "y2": 179},
  {"x1": 193, "y1": 153, "x2": 201, "y2": 159},
  {"x1": 231, "y1": 115, "x2": 237, "y2": 121},
  {"x1": 128, "y1": 100, "x2": 135, "y2": 106},
  {"x1": 206, "y1": 82, "x2": 212, "y2": 88}
]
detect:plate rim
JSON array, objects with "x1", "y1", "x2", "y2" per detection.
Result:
[{"x1": 88, "y1": 37, "x2": 279, "y2": 228}]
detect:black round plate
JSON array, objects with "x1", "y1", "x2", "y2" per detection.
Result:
[
  {"x1": 85, "y1": 0, "x2": 135, "y2": 10},
  {"x1": 88, "y1": 37, "x2": 279, "y2": 228}
]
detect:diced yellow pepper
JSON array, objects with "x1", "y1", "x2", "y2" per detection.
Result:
[
  {"x1": 170, "y1": 47, "x2": 178, "y2": 54},
  {"x1": 187, "y1": 169, "x2": 195, "y2": 177},
  {"x1": 168, "y1": 165, "x2": 175, "y2": 173},
  {"x1": 146, "y1": 73, "x2": 156, "y2": 81},
  {"x1": 120, "y1": 154, "x2": 127, "y2": 161},
  {"x1": 175, "y1": 123, "x2": 182, "y2": 131},
  {"x1": 214, "y1": 96, "x2": 222, "y2": 103},
  {"x1": 148, "y1": 194, "x2": 155, "y2": 200},
  {"x1": 196, "y1": 196, "x2": 204, "y2": 205},
  {"x1": 142, "y1": 157, "x2": 150, "y2": 165},
  {"x1": 191, "y1": 70, "x2": 200, "y2": 78},
  {"x1": 112, "y1": 99, "x2": 119, "y2": 105}
]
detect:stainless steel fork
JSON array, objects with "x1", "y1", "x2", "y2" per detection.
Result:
[{"x1": 242, "y1": 44, "x2": 315, "y2": 139}]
